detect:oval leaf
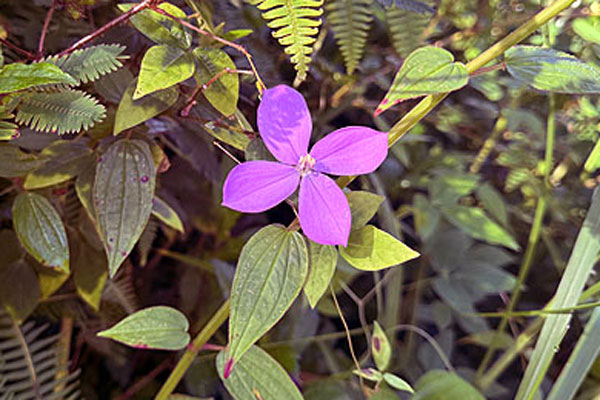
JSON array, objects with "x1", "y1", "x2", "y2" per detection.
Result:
[
  {"x1": 227, "y1": 224, "x2": 308, "y2": 365},
  {"x1": 216, "y1": 346, "x2": 303, "y2": 400},
  {"x1": 347, "y1": 190, "x2": 385, "y2": 230},
  {"x1": 339, "y1": 225, "x2": 420, "y2": 271},
  {"x1": 505, "y1": 45, "x2": 600, "y2": 94},
  {"x1": 0, "y1": 62, "x2": 77, "y2": 94},
  {"x1": 372, "y1": 321, "x2": 392, "y2": 371},
  {"x1": 413, "y1": 370, "x2": 484, "y2": 400},
  {"x1": 152, "y1": 196, "x2": 184, "y2": 233},
  {"x1": 375, "y1": 46, "x2": 469, "y2": 116},
  {"x1": 304, "y1": 240, "x2": 338, "y2": 308},
  {"x1": 94, "y1": 139, "x2": 156, "y2": 277},
  {"x1": 13, "y1": 192, "x2": 69, "y2": 272},
  {"x1": 383, "y1": 373, "x2": 414, "y2": 393},
  {"x1": 114, "y1": 81, "x2": 178, "y2": 135},
  {"x1": 97, "y1": 306, "x2": 190, "y2": 350},
  {"x1": 192, "y1": 48, "x2": 239, "y2": 116},
  {"x1": 118, "y1": 3, "x2": 191, "y2": 49},
  {"x1": 440, "y1": 205, "x2": 519, "y2": 250},
  {"x1": 134, "y1": 45, "x2": 195, "y2": 99}
]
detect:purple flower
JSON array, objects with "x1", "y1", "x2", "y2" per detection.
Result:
[{"x1": 222, "y1": 85, "x2": 389, "y2": 246}]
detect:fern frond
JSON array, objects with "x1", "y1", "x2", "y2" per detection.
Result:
[
  {"x1": 0, "y1": 310, "x2": 81, "y2": 400},
  {"x1": 326, "y1": 0, "x2": 373, "y2": 74},
  {"x1": 378, "y1": 0, "x2": 435, "y2": 14},
  {"x1": 15, "y1": 90, "x2": 106, "y2": 135},
  {"x1": 44, "y1": 44, "x2": 126, "y2": 85},
  {"x1": 386, "y1": 4, "x2": 431, "y2": 57},
  {"x1": 247, "y1": 0, "x2": 324, "y2": 82}
]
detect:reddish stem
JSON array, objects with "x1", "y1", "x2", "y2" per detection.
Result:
[
  {"x1": 56, "y1": 0, "x2": 159, "y2": 57},
  {"x1": 0, "y1": 38, "x2": 36, "y2": 59},
  {"x1": 470, "y1": 62, "x2": 506, "y2": 76},
  {"x1": 114, "y1": 358, "x2": 172, "y2": 400},
  {"x1": 38, "y1": 0, "x2": 57, "y2": 57}
]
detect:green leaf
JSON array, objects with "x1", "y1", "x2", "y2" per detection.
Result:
[
  {"x1": 152, "y1": 196, "x2": 184, "y2": 233},
  {"x1": 118, "y1": 3, "x2": 191, "y2": 49},
  {"x1": 43, "y1": 44, "x2": 126, "y2": 85},
  {"x1": 114, "y1": 81, "x2": 178, "y2": 135},
  {"x1": 339, "y1": 225, "x2": 419, "y2": 271},
  {"x1": 203, "y1": 121, "x2": 250, "y2": 151},
  {"x1": 227, "y1": 225, "x2": 308, "y2": 364},
  {"x1": 72, "y1": 239, "x2": 107, "y2": 311},
  {"x1": 135, "y1": 45, "x2": 195, "y2": 99},
  {"x1": 505, "y1": 46, "x2": 600, "y2": 94},
  {"x1": 572, "y1": 17, "x2": 600, "y2": 45},
  {"x1": 440, "y1": 205, "x2": 519, "y2": 250},
  {"x1": 353, "y1": 368, "x2": 383, "y2": 382},
  {"x1": 429, "y1": 173, "x2": 479, "y2": 206},
  {"x1": 94, "y1": 139, "x2": 156, "y2": 277},
  {"x1": 347, "y1": 190, "x2": 384, "y2": 230},
  {"x1": 372, "y1": 321, "x2": 392, "y2": 371},
  {"x1": 383, "y1": 373, "x2": 414, "y2": 393},
  {"x1": 375, "y1": 46, "x2": 469, "y2": 116},
  {"x1": 0, "y1": 62, "x2": 77, "y2": 93},
  {"x1": 12, "y1": 192, "x2": 69, "y2": 272},
  {"x1": 516, "y1": 188, "x2": 600, "y2": 399},
  {"x1": 97, "y1": 306, "x2": 190, "y2": 350},
  {"x1": 304, "y1": 240, "x2": 337, "y2": 308},
  {"x1": 413, "y1": 370, "x2": 484, "y2": 400},
  {"x1": 24, "y1": 141, "x2": 93, "y2": 189},
  {"x1": 192, "y1": 48, "x2": 239, "y2": 116},
  {"x1": 584, "y1": 139, "x2": 600, "y2": 173},
  {"x1": 94, "y1": 68, "x2": 134, "y2": 104},
  {"x1": 0, "y1": 259, "x2": 41, "y2": 322},
  {"x1": 476, "y1": 183, "x2": 509, "y2": 227},
  {"x1": 15, "y1": 89, "x2": 106, "y2": 135},
  {"x1": 76, "y1": 163, "x2": 96, "y2": 220},
  {"x1": 0, "y1": 120, "x2": 19, "y2": 141},
  {"x1": 0, "y1": 143, "x2": 45, "y2": 177},
  {"x1": 216, "y1": 345, "x2": 303, "y2": 400}
]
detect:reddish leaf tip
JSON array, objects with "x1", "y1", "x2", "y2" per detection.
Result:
[{"x1": 223, "y1": 358, "x2": 234, "y2": 379}]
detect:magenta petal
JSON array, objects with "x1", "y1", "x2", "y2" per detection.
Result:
[
  {"x1": 222, "y1": 161, "x2": 299, "y2": 213},
  {"x1": 299, "y1": 173, "x2": 351, "y2": 246},
  {"x1": 257, "y1": 85, "x2": 312, "y2": 164},
  {"x1": 310, "y1": 126, "x2": 389, "y2": 175}
]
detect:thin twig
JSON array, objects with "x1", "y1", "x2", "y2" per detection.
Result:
[
  {"x1": 0, "y1": 38, "x2": 36, "y2": 59},
  {"x1": 149, "y1": 6, "x2": 266, "y2": 93},
  {"x1": 213, "y1": 141, "x2": 241, "y2": 164},
  {"x1": 115, "y1": 358, "x2": 172, "y2": 400},
  {"x1": 38, "y1": 0, "x2": 58, "y2": 57},
  {"x1": 56, "y1": 0, "x2": 157, "y2": 57},
  {"x1": 181, "y1": 68, "x2": 253, "y2": 117}
]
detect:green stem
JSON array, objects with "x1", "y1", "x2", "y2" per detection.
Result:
[{"x1": 155, "y1": 299, "x2": 230, "y2": 400}]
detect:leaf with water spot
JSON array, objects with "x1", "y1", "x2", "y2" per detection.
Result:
[
  {"x1": 94, "y1": 139, "x2": 156, "y2": 277},
  {"x1": 216, "y1": 345, "x2": 303, "y2": 400},
  {"x1": 97, "y1": 306, "x2": 190, "y2": 350},
  {"x1": 12, "y1": 192, "x2": 69, "y2": 272},
  {"x1": 227, "y1": 224, "x2": 308, "y2": 366}
]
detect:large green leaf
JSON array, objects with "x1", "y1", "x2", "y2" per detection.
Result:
[
  {"x1": 135, "y1": 45, "x2": 195, "y2": 99},
  {"x1": 505, "y1": 46, "x2": 600, "y2": 93},
  {"x1": 375, "y1": 46, "x2": 469, "y2": 116},
  {"x1": 12, "y1": 192, "x2": 69, "y2": 272},
  {"x1": 216, "y1": 345, "x2": 303, "y2": 400},
  {"x1": 24, "y1": 140, "x2": 93, "y2": 189},
  {"x1": 192, "y1": 48, "x2": 239, "y2": 117},
  {"x1": 227, "y1": 224, "x2": 308, "y2": 365},
  {"x1": 98, "y1": 306, "x2": 190, "y2": 350},
  {"x1": 118, "y1": 3, "x2": 191, "y2": 49},
  {"x1": 93, "y1": 139, "x2": 156, "y2": 277},
  {"x1": 339, "y1": 225, "x2": 419, "y2": 271},
  {"x1": 304, "y1": 240, "x2": 337, "y2": 308},
  {"x1": 0, "y1": 144, "x2": 45, "y2": 177},
  {"x1": 413, "y1": 370, "x2": 484, "y2": 400},
  {"x1": 114, "y1": 81, "x2": 178, "y2": 135},
  {"x1": 0, "y1": 62, "x2": 77, "y2": 93},
  {"x1": 347, "y1": 190, "x2": 384, "y2": 230},
  {"x1": 440, "y1": 205, "x2": 519, "y2": 250},
  {"x1": 516, "y1": 188, "x2": 600, "y2": 399}
]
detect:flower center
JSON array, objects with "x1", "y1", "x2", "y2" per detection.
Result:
[{"x1": 297, "y1": 154, "x2": 315, "y2": 176}]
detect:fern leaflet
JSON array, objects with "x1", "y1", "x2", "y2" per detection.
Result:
[
  {"x1": 386, "y1": 4, "x2": 431, "y2": 57},
  {"x1": 0, "y1": 310, "x2": 81, "y2": 400},
  {"x1": 15, "y1": 90, "x2": 106, "y2": 135},
  {"x1": 378, "y1": 0, "x2": 435, "y2": 14},
  {"x1": 247, "y1": 0, "x2": 324, "y2": 82},
  {"x1": 44, "y1": 44, "x2": 126, "y2": 85},
  {"x1": 326, "y1": 0, "x2": 373, "y2": 74}
]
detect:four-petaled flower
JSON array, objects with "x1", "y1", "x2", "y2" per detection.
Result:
[{"x1": 222, "y1": 85, "x2": 389, "y2": 246}]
